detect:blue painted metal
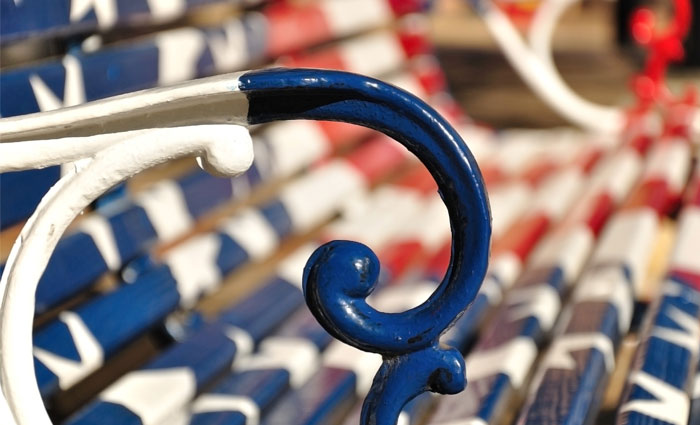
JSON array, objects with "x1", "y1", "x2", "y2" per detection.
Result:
[
  {"x1": 189, "y1": 369, "x2": 292, "y2": 425},
  {"x1": 236, "y1": 68, "x2": 491, "y2": 425},
  {"x1": 4, "y1": 66, "x2": 489, "y2": 423},
  {"x1": 254, "y1": 281, "x2": 482, "y2": 425}
]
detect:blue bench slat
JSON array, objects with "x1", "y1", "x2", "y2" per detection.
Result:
[
  {"x1": 16, "y1": 159, "x2": 269, "y2": 314},
  {"x1": 0, "y1": 0, "x2": 261, "y2": 45},
  {"x1": 33, "y1": 226, "x2": 300, "y2": 400},
  {"x1": 515, "y1": 262, "x2": 632, "y2": 425},
  {"x1": 35, "y1": 231, "x2": 112, "y2": 313},
  {"x1": 63, "y1": 273, "x2": 301, "y2": 425},
  {"x1": 189, "y1": 369, "x2": 291, "y2": 425},
  {"x1": 182, "y1": 309, "x2": 333, "y2": 424},
  {"x1": 65, "y1": 323, "x2": 239, "y2": 425},
  {"x1": 0, "y1": 167, "x2": 60, "y2": 229},
  {"x1": 34, "y1": 265, "x2": 180, "y2": 398},
  {"x1": 616, "y1": 278, "x2": 700, "y2": 424},
  {"x1": 429, "y1": 265, "x2": 568, "y2": 424}
]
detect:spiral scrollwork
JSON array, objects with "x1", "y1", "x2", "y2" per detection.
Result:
[
  {"x1": 0, "y1": 68, "x2": 490, "y2": 425},
  {"x1": 239, "y1": 70, "x2": 492, "y2": 425}
]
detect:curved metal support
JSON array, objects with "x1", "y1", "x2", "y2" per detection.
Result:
[
  {"x1": 477, "y1": 1, "x2": 626, "y2": 134},
  {"x1": 0, "y1": 68, "x2": 491, "y2": 425},
  {"x1": 469, "y1": 0, "x2": 700, "y2": 136}
]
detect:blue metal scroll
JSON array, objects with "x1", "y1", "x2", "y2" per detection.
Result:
[{"x1": 236, "y1": 68, "x2": 491, "y2": 425}]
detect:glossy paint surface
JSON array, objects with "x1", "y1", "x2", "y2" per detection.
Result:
[{"x1": 236, "y1": 68, "x2": 491, "y2": 424}]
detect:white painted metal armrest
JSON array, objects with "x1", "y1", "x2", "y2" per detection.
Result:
[
  {"x1": 480, "y1": 4, "x2": 626, "y2": 134},
  {"x1": 0, "y1": 72, "x2": 250, "y2": 142},
  {"x1": 477, "y1": 0, "x2": 700, "y2": 136},
  {"x1": 0, "y1": 123, "x2": 254, "y2": 425}
]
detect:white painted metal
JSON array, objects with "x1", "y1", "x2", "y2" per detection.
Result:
[
  {"x1": 477, "y1": 0, "x2": 700, "y2": 136},
  {"x1": 0, "y1": 72, "x2": 248, "y2": 142},
  {"x1": 0, "y1": 124, "x2": 254, "y2": 425}
]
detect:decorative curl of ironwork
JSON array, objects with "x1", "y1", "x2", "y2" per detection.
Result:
[
  {"x1": 268, "y1": 68, "x2": 493, "y2": 425},
  {"x1": 0, "y1": 68, "x2": 490, "y2": 425}
]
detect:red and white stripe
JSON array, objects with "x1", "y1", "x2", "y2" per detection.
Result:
[
  {"x1": 278, "y1": 23, "x2": 430, "y2": 78},
  {"x1": 279, "y1": 135, "x2": 411, "y2": 233},
  {"x1": 591, "y1": 135, "x2": 693, "y2": 297},
  {"x1": 263, "y1": 0, "x2": 421, "y2": 58},
  {"x1": 526, "y1": 137, "x2": 652, "y2": 287},
  {"x1": 482, "y1": 147, "x2": 603, "y2": 292}
]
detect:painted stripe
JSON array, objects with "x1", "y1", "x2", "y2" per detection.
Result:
[
  {"x1": 651, "y1": 304, "x2": 700, "y2": 355},
  {"x1": 154, "y1": 28, "x2": 207, "y2": 85},
  {"x1": 670, "y1": 207, "x2": 700, "y2": 275},
  {"x1": 29, "y1": 55, "x2": 86, "y2": 112},
  {"x1": 407, "y1": 195, "x2": 451, "y2": 252},
  {"x1": 488, "y1": 252, "x2": 522, "y2": 289},
  {"x1": 225, "y1": 326, "x2": 255, "y2": 360},
  {"x1": 135, "y1": 180, "x2": 193, "y2": 243},
  {"x1": 207, "y1": 16, "x2": 252, "y2": 71},
  {"x1": 322, "y1": 342, "x2": 382, "y2": 396},
  {"x1": 33, "y1": 311, "x2": 104, "y2": 390},
  {"x1": 529, "y1": 225, "x2": 594, "y2": 283},
  {"x1": 338, "y1": 31, "x2": 405, "y2": 77},
  {"x1": 371, "y1": 282, "x2": 436, "y2": 313},
  {"x1": 319, "y1": 0, "x2": 392, "y2": 36},
  {"x1": 540, "y1": 332, "x2": 615, "y2": 373},
  {"x1": 275, "y1": 244, "x2": 319, "y2": 289},
  {"x1": 70, "y1": 0, "x2": 117, "y2": 27},
  {"x1": 466, "y1": 337, "x2": 537, "y2": 389},
  {"x1": 147, "y1": 0, "x2": 186, "y2": 21},
  {"x1": 532, "y1": 168, "x2": 584, "y2": 221},
  {"x1": 589, "y1": 148, "x2": 643, "y2": 203},
  {"x1": 191, "y1": 394, "x2": 260, "y2": 423},
  {"x1": 77, "y1": 215, "x2": 121, "y2": 271},
  {"x1": 619, "y1": 371, "x2": 690, "y2": 425},
  {"x1": 263, "y1": 121, "x2": 330, "y2": 178},
  {"x1": 494, "y1": 213, "x2": 549, "y2": 263},
  {"x1": 99, "y1": 368, "x2": 197, "y2": 425},
  {"x1": 387, "y1": 74, "x2": 427, "y2": 99},
  {"x1": 280, "y1": 161, "x2": 366, "y2": 232},
  {"x1": 456, "y1": 125, "x2": 495, "y2": 163},
  {"x1": 506, "y1": 284, "x2": 561, "y2": 333},
  {"x1": 164, "y1": 234, "x2": 222, "y2": 308},
  {"x1": 329, "y1": 186, "x2": 425, "y2": 249},
  {"x1": 220, "y1": 209, "x2": 279, "y2": 261},
  {"x1": 575, "y1": 266, "x2": 634, "y2": 333},
  {"x1": 236, "y1": 337, "x2": 320, "y2": 388},
  {"x1": 488, "y1": 182, "x2": 531, "y2": 238},
  {"x1": 591, "y1": 209, "x2": 658, "y2": 295}
]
